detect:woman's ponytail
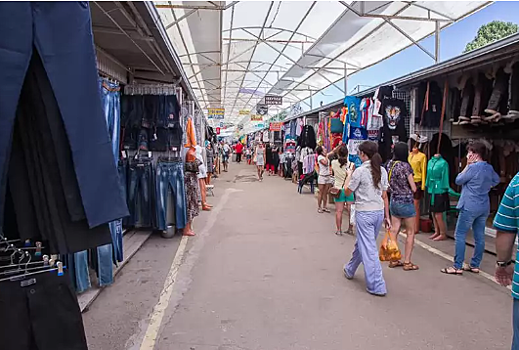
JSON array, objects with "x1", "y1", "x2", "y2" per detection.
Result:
[{"x1": 357, "y1": 141, "x2": 382, "y2": 188}]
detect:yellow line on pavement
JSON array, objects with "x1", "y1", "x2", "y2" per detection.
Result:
[
  {"x1": 139, "y1": 234, "x2": 189, "y2": 350},
  {"x1": 138, "y1": 188, "x2": 240, "y2": 350}
]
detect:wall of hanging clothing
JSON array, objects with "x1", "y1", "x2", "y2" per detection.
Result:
[{"x1": 0, "y1": 2, "x2": 131, "y2": 348}]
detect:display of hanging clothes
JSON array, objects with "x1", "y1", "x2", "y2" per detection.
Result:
[
  {"x1": 378, "y1": 97, "x2": 408, "y2": 162},
  {"x1": 127, "y1": 156, "x2": 155, "y2": 228},
  {"x1": 155, "y1": 156, "x2": 187, "y2": 231},
  {"x1": 298, "y1": 125, "x2": 317, "y2": 149},
  {"x1": 0, "y1": 3, "x2": 131, "y2": 348},
  {"x1": 425, "y1": 155, "x2": 459, "y2": 207},
  {"x1": 73, "y1": 78, "x2": 125, "y2": 293}
]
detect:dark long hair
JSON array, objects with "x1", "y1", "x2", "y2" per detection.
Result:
[
  {"x1": 316, "y1": 146, "x2": 325, "y2": 156},
  {"x1": 358, "y1": 141, "x2": 382, "y2": 188},
  {"x1": 393, "y1": 142, "x2": 409, "y2": 162},
  {"x1": 337, "y1": 145, "x2": 349, "y2": 167}
]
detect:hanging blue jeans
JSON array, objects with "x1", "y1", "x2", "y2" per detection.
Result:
[
  {"x1": 156, "y1": 161, "x2": 187, "y2": 230},
  {"x1": 128, "y1": 161, "x2": 153, "y2": 227},
  {"x1": 0, "y1": 2, "x2": 129, "y2": 228},
  {"x1": 345, "y1": 210, "x2": 387, "y2": 296},
  {"x1": 73, "y1": 78, "x2": 124, "y2": 290},
  {"x1": 74, "y1": 250, "x2": 91, "y2": 293},
  {"x1": 453, "y1": 208, "x2": 488, "y2": 269}
]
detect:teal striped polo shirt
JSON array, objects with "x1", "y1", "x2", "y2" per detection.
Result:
[{"x1": 493, "y1": 173, "x2": 519, "y2": 299}]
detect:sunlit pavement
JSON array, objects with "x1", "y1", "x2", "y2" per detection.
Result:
[{"x1": 83, "y1": 162, "x2": 513, "y2": 350}]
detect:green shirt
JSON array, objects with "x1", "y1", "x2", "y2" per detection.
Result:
[
  {"x1": 493, "y1": 172, "x2": 519, "y2": 299},
  {"x1": 425, "y1": 155, "x2": 459, "y2": 204}
]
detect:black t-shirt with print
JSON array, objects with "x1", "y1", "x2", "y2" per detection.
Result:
[{"x1": 378, "y1": 98, "x2": 408, "y2": 162}]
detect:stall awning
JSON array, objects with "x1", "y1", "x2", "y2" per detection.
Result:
[{"x1": 155, "y1": 1, "x2": 491, "y2": 126}]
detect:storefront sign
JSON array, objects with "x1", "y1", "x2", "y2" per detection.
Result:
[
  {"x1": 269, "y1": 122, "x2": 283, "y2": 131},
  {"x1": 239, "y1": 109, "x2": 250, "y2": 115},
  {"x1": 207, "y1": 108, "x2": 225, "y2": 119},
  {"x1": 265, "y1": 95, "x2": 283, "y2": 105},
  {"x1": 250, "y1": 115, "x2": 263, "y2": 122},
  {"x1": 256, "y1": 104, "x2": 268, "y2": 116},
  {"x1": 256, "y1": 123, "x2": 265, "y2": 129}
]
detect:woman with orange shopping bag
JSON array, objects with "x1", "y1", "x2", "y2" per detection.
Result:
[
  {"x1": 342, "y1": 141, "x2": 391, "y2": 296},
  {"x1": 385, "y1": 142, "x2": 419, "y2": 271}
]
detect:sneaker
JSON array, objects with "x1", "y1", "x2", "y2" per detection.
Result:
[{"x1": 343, "y1": 268, "x2": 353, "y2": 280}]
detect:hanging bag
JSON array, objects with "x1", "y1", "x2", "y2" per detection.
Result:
[{"x1": 379, "y1": 230, "x2": 402, "y2": 262}]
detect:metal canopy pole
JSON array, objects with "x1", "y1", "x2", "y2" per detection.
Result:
[
  {"x1": 344, "y1": 62, "x2": 348, "y2": 96},
  {"x1": 435, "y1": 20, "x2": 441, "y2": 63}
]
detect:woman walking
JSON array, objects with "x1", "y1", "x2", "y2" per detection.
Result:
[
  {"x1": 343, "y1": 141, "x2": 390, "y2": 296},
  {"x1": 385, "y1": 142, "x2": 418, "y2": 271},
  {"x1": 265, "y1": 143, "x2": 273, "y2": 176},
  {"x1": 205, "y1": 141, "x2": 214, "y2": 185},
  {"x1": 316, "y1": 146, "x2": 332, "y2": 213},
  {"x1": 329, "y1": 144, "x2": 355, "y2": 235},
  {"x1": 441, "y1": 141, "x2": 499, "y2": 275},
  {"x1": 255, "y1": 142, "x2": 266, "y2": 182}
]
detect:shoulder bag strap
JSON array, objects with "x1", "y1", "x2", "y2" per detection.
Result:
[{"x1": 388, "y1": 160, "x2": 400, "y2": 182}]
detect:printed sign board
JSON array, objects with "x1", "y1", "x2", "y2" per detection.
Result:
[
  {"x1": 207, "y1": 108, "x2": 225, "y2": 119},
  {"x1": 239, "y1": 109, "x2": 250, "y2": 115},
  {"x1": 269, "y1": 122, "x2": 283, "y2": 132},
  {"x1": 250, "y1": 115, "x2": 263, "y2": 122},
  {"x1": 265, "y1": 95, "x2": 282, "y2": 105}
]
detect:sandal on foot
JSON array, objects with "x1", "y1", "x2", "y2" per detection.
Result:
[
  {"x1": 317, "y1": 208, "x2": 323, "y2": 213},
  {"x1": 322, "y1": 208, "x2": 331, "y2": 213},
  {"x1": 440, "y1": 266, "x2": 463, "y2": 275},
  {"x1": 389, "y1": 261, "x2": 404, "y2": 268},
  {"x1": 345, "y1": 229, "x2": 354, "y2": 236},
  {"x1": 403, "y1": 262, "x2": 419, "y2": 271},
  {"x1": 463, "y1": 265, "x2": 480, "y2": 273},
  {"x1": 335, "y1": 230, "x2": 343, "y2": 236}
]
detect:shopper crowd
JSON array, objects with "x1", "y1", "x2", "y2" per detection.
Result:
[{"x1": 237, "y1": 138, "x2": 512, "y2": 294}]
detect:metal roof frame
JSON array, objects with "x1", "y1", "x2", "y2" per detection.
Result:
[
  {"x1": 154, "y1": 1, "x2": 491, "y2": 128},
  {"x1": 283, "y1": 32, "x2": 519, "y2": 123}
]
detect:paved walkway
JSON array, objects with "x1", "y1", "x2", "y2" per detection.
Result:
[{"x1": 83, "y1": 162, "x2": 514, "y2": 350}]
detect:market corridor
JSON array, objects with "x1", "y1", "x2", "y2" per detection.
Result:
[{"x1": 83, "y1": 163, "x2": 513, "y2": 350}]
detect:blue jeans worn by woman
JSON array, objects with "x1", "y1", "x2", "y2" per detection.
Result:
[
  {"x1": 454, "y1": 208, "x2": 488, "y2": 269},
  {"x1": 513, "y1": 299, "x2": 519, "y2": 350}
]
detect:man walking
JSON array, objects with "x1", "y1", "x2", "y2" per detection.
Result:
[{"x1": 494, "y1": 171, "x2": 519, "y2": 349}]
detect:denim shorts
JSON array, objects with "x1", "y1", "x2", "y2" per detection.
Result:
[{"x1": 390, "y1": 201, "x2": 416, "y2": 218}]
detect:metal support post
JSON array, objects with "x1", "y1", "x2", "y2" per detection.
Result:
[
  {"x1": 344, "y1": 62, "x2": 348, "y2": 96},
  {"x1": 435, "y1": 21, "x2": 440, "y2": 63}
]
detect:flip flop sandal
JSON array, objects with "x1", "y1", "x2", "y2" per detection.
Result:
[
  {"x1": 440, "y1": 266, "x2": 463, "y2": 275},
  {"x1": 335, "y1": 231, "x2": 343, "y2": 236},
  {"x1": 317, "y1": 208, "x2": 323, "y2": 213},
  {"x1": 322, "y1": 208, "x2": 331, "y2": 213},
  {"x1": 462, "y1": 266, "x2": 480, "y2": 273},
  {"x1": 389, "y1": 261, "x2": 404, "y2": 268},
  {"x1": 403, "y1": 262, "x2": 419, "y2": 271}
]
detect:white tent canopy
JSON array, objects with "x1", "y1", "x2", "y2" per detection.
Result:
[{"x1": 155, "y1": 1, "x2": 490, "y2": 127}]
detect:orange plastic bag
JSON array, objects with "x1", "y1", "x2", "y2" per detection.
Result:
[{"x1": 379, "y1": 230, "x2": 402, "y2": 262}]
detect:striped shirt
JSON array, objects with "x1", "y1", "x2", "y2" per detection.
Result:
[{"x1": 493, "y1": 173, "x2": 519, "y2": 299}]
